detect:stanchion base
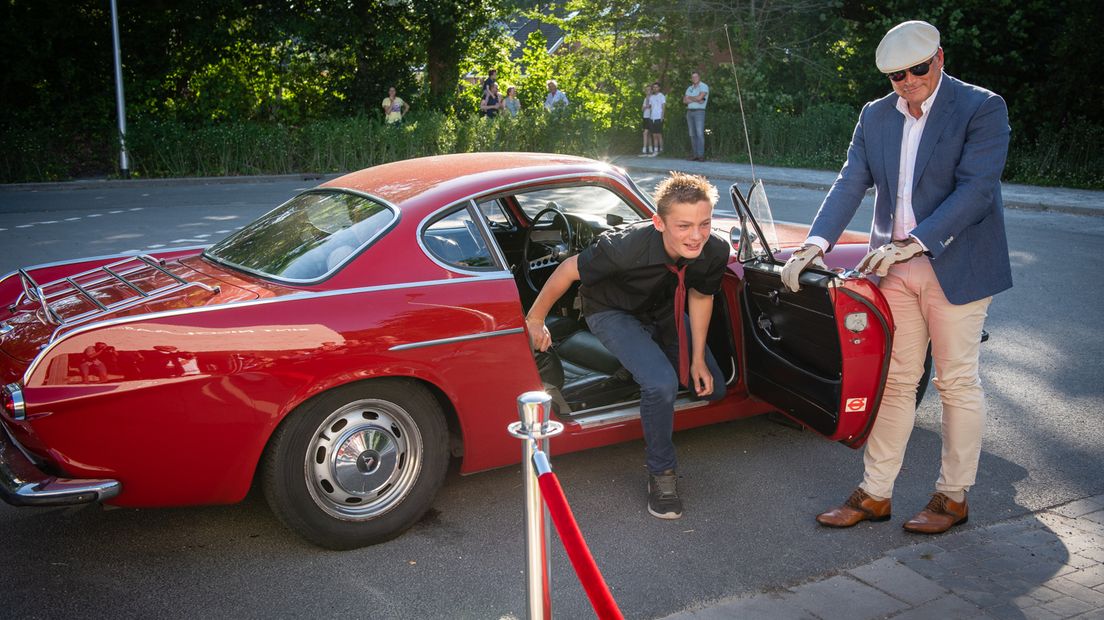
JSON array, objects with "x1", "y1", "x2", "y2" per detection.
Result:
[{"x1": 508, "y1": 421, "x2": 564, "y2": 440}]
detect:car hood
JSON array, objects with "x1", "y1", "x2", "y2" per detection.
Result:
[{"x1": 0, "y1": 256, "x2": 261, "y2": 364}]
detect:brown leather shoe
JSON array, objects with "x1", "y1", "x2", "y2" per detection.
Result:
[
  {"x1": 816, "y1": 488, "x2": 891, "y2": 528},
  {"x1": 903, "y1": 493, "x2": 968, "y2": 534}
]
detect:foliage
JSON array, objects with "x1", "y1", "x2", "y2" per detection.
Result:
[{"x1": 0, "y1": 0, "x2": 1101, "y2": 188}]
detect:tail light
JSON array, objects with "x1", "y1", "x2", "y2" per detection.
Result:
[{"x1": 2, "y1": 383, "x2": 25, "y2": 420}]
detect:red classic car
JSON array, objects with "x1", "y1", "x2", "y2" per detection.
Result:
[{"x1": 0, "y1": 153, "x2": 899, "y2": 549}]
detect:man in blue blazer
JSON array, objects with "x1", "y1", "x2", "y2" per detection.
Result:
[{"x1": 781, "y1": 20, "x2": 1011, "y2": 534}]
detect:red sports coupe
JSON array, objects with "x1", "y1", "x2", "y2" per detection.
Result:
[{"x1": 0, "y1": 153, "x2": 897, "y2": 549}]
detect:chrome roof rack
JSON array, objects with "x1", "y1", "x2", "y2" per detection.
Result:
[{"x1": 14, "y1": 255, "x2": 220, "y2": 342}]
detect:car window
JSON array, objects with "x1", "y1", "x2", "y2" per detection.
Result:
[
  {"x1": 204, "y1": 190, "x2": 395, "y2": 282},
  {"x1": 423, "y1": 208, "x2": 497, "y2": 270},
  {"x1": 513, "y1": 185, "x2": 645, "y2": 226},
  {"x1": 477, "y1": 198, "x2": 513, "y2": 230}
]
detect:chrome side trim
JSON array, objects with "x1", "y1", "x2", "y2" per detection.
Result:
[
  {"x1": 23, "y1": 272, "x2": 516, "y2": 383},
  {"x1": 389, "y1": 327, "x2": 524, "y2": 351},
  {"x1": 2, "y1": 384, "x2": 25, "y2": 421},
  {"x1": 571, "y1": 395, "x2": 710, "y2": 430}
]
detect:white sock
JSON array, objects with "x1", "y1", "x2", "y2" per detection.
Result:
[{"x1": 942, "y1": 490, "x2": 966, "y2": 502}]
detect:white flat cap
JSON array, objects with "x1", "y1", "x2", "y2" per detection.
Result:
[{"x1": 876, "y1": 21, "x2": 940, "y2": 73}]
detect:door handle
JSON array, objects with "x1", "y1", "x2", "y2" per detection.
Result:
[{"x1": 757, "y1": 314, "x2": 782, "y2": 342}]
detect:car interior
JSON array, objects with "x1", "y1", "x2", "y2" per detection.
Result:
[{"x1": 422, "y1": 182, "x2": 739, "y2": 420}]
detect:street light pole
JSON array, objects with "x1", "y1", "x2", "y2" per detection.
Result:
[{"x1": 109, "y1": 0, "x2": 130, "y2": 178}]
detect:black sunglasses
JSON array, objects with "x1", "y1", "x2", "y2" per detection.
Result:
[{"x1": 886, "y1": 56, "x2": 936, "y2": 82}]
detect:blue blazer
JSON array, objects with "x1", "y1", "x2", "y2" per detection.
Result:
[{"x1": 809, "y1": 74, "x2": 1012, "y2": 305}]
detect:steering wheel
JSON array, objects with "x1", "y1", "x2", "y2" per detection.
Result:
[{"x1": 522, "y1": 204, "x2": 576, "y2": 293}]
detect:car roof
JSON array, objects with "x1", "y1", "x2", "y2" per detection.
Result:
[{"x1": 320, "y1": 152, "x2": 632, "y2": 214}]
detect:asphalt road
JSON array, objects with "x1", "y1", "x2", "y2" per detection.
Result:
[{"x1": 1, "y1": 173, "x2": 1102, "y2": 619}]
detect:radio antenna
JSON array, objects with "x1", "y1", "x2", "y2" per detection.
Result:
[{"x1": 724, "y1": 24, "x2": 756, "y2": 183}]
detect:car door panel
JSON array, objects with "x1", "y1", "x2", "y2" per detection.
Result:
[{"x1": 729, "y1": 183, "x2": 893, "y2": 448}]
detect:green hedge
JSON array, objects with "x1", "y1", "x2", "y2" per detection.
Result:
[{"x1": 1, "y1": 106, "x2": 1100, "y2": 189}]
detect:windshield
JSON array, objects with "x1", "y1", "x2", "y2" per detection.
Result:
[
  {"x1": 513, "y1": 184, "x2": 646, "y2": 226},
  {"x1": 205, "y1": 190, "x2": 396, "y2": 282},
  {"x1": 731, "y1": 180, "x2": 781, "y2": 263}
]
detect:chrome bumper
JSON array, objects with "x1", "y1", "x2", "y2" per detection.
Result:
[{"x1": 1, "y1": 422, "x2": 121, "y2": 507}]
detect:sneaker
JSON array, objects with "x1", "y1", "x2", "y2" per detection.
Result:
[
  {"x1": 648, "y1": 470, "x2": 683, "y2": 519},
  {"x1": 641, "y1": 147, "x2": 650, "y2": 155}
]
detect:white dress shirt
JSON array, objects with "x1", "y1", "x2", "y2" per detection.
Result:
[
  {"x1": 892, "y1": 73, "x2": 943, "y2": 244},
  {"x1": 805, "y1": 72, "x2": 943, "y2": 254}
]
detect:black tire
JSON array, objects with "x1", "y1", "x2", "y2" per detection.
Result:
[{"x1": 262, "y1": 379, "x2": 449, "y2": 550}]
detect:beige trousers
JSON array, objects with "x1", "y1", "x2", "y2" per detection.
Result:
[{"x1": 859, "y1": 257, "x2": 991, "y2": 499}]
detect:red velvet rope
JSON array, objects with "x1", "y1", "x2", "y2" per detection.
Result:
[{"x1": 537, "y1": 471, "x2": 624, "y2": 620}]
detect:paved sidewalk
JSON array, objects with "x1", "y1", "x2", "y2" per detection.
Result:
[
  {"x1": 664, "y1": 493, "x2": 1104, "y2": 620},
  {"x1": 614, "y1": 156, "x2": 1104, "y2": 217}
]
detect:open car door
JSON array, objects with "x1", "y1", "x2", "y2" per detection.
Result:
[{"x1": 732, "y1": 183, "x2": 893, "y2": 448}]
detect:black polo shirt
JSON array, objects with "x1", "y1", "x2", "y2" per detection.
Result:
[{"x1": 577, "y1": 222, "x2": 729, "y2": 324}]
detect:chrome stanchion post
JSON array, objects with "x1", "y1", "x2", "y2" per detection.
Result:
[{"x1": 508, "y1": 391, "x2": 563, "y2": 620}]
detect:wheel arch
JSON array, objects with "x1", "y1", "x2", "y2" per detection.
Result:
[{"x1": 255, "y1": 374, "x2": 465, "y2": 486}]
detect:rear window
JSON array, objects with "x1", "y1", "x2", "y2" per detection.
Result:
[{"x1": 205, "y1": 190, "x2": 396, "y2": 282}]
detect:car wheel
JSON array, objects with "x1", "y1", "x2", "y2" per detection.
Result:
[{"x1": 262, "y1": 379, "x2": 449, "y2": 550}]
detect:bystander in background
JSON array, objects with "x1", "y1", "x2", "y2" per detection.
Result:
[
  {"x1": 544, "y1": 80, "x2": 569, "y2": 111},
  {"x1": 382, "y1": 87, "x2": 409, "y2": 124},
  {"x1": 683, "y1": 72, "x2": 708, "y2": 160},
  {"x1": 647, "y1": 81, "x2": 666, "y2": 157},
  {"x1": 504, "y1": 86, "x2": 520, "y2": 117},
  {"x1": 481, "y1": 83, "x2": 504, "y2": 118}
]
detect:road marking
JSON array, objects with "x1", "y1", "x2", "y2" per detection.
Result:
[
  {"x1": 147, "y1": 244, "x2": 165, "y2": 249},
  {"x1": 16, "y1": 224, "x2": 33, "y2": 228},
  {"x1": 38, "y1": 220, "x2": 59, "y2": 224},
  {"x1": 87, "y1": 213, "x2": 102, "y2": 218},
  {"x1": 109, "y1": 210, "x2": 123, "y2": 214},
  {"x1": 65, "y1": 217, "x2": 81, "y2": 221},
  {"x1": 129, "y1": 207, "x2": 143, "y2": 211}
]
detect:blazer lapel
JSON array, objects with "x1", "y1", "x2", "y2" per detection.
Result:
[
  {"x1": 913, "y1": 75, "x2": 957, "y2": 192},
  {"x1": 883, "y1": 105, "x2": 903, "y2": 209}
]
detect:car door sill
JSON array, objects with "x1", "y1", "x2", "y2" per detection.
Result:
[{"x1": 566, "y1": 394, "x2": 709, "y2": 430}]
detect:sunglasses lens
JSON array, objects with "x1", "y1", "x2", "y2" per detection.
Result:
[
  {"x1": 911, "y1": 62, "x2": 931, "y2": 77},
  {"x1": 888, "y1": 70, "x2": 906, "y2": 82}
]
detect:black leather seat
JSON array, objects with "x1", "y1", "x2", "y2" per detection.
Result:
[{"x1": 535, "y1": 323, "x2": 640, "y2": 413}]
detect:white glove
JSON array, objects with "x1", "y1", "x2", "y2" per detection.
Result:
[
  {"x1": 780, "y1": 244, "x2": 827, "y2": 293},
  {"x1": 857, "y1": 239, "x2": 925, "y2": 276}
]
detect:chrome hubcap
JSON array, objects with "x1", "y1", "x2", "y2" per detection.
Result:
[{"x1": 305, "y1": 398, "x2": 423, "y2": 520}]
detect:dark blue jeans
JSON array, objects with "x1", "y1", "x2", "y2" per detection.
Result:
[{"x1": 586, "y1": 310, "x2": 727, "y2": 474}]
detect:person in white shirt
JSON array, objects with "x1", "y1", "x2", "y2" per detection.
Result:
[
  {"x1": 646, "y1": 82, "x2": 667, "y2": 157},
  {"x1": 544, "y1": 80, "x2": 569, "y2": 111},
  {"x1": 682, "y1": 72, "x2": 708, "y2": 161}
]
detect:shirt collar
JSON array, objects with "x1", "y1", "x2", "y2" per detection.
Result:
[
  {"x1": 895, "y1": 70, "x2": 944, "y2": 118},
  {"x1": 645, "y1": 225, "x2": 696, "y2": 267}
]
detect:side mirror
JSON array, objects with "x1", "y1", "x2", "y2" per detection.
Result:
[
  {"x1": 606, "y1": 213, "x2": 624, "y2": 227},
  {"x1": 729, "y1": 225, "x2": 757, "y2": 250}
]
